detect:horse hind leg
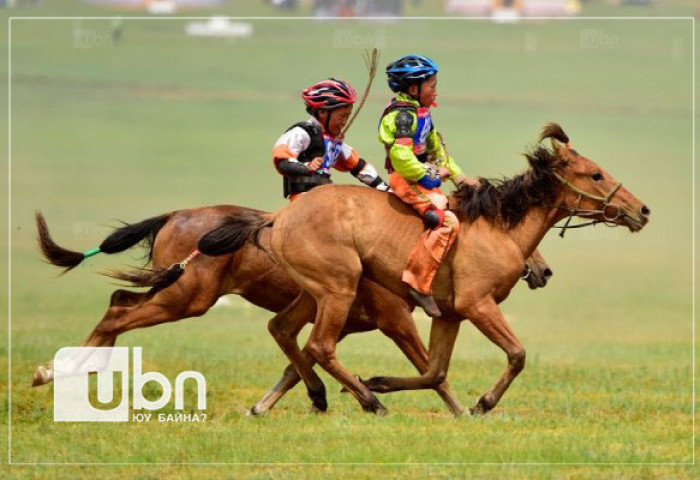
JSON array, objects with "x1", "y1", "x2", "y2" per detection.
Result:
[
  {"x1": 32, "y1": 302, "x2": 134, "y2": 387},
  {"x1": 32, "y1": 288, "x2": 153, "y2": 386},
  {"x1": 32, "y1": 285, "x2": 218, "y2": 387},
  {"x1": 305, "y1": 292, "x2": 387, "y2": 415},
  {"x1": 109, "y1": 289, "x2": 149, "y2": 307},
  {"x1": 266, "y1": 291, "x2": 328, "y2": 413}
]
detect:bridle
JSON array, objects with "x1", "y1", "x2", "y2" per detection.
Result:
[
  {"x1": 552, "y1": 172, "x2": 623, "y2": 238},
  {"x1": 520, "y1": 264, "x2": 532, "y2": 280}
]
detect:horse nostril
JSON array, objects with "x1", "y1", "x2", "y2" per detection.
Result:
[
  {"x1": 544, "y1": 268, "x2": 553, "y2": 279},
  {"x1": 640, "y1": 205, "x2": 650, "y2": 217}
]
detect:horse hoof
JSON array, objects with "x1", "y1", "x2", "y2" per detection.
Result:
[
  {"x1": 310, "y1": 396, "x2": 328, "y2": 413},
  {"x1": 371, "y1": 404, "x2": 388, "y2": 416},
  {"x1": 471, "y1": 395, "x2": 493, "y2": 416},
  {"x1": 306, "y1": 384, "x2": 327, "y2": 412},
  {"x1": 470, "y1": 404, "x2": 488, "y2": 416},
  {"x1": 364, "y1": 398, "x2": 387, "y2": 415},
  {"x1": 454, "y1": 407, "x2": 471, "y2": 418},
  {"x1": 32, "y1": 366, "x2": 52, "y2": 387},
  {"x1": 246, "y1": 406, "x2": 266, "y2": 417}
]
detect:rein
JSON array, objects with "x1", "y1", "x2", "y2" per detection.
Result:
[{"x1": 551, "y1": 172, "x2": 623, "y2": 238}]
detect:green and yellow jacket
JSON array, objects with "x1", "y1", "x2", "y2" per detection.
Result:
[{"x1": 378, "y1": 93, "x2": 463, "y2": 182}]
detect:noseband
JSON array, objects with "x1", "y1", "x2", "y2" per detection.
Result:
[{"x1": 552, "y1": 172, "x2": 623, "y2": 238}]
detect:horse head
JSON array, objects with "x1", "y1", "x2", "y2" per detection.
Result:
[
  {"x1": 539, "y1": 123, "x2": 650, "y2": 233},
  {"x1": 521, "y1": 249, "x2": 553, "y2": 290}
]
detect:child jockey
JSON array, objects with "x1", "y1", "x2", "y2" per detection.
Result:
[
  {"x1": 273, "y1": 78, "x2": 390, "y2": 201},
  {"x1": 378, "y1": 55, "x2": 477, "y2": 317}
]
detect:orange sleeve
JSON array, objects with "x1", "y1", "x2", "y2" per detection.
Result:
[
  {"x1": 273, "y1": 144, "x2": 297, "y2": 174},
  {"x1": 333, "y1": 148, "x2": 360, "y2": 173}
]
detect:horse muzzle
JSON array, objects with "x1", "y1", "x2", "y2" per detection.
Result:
[{"x1": 622, "y1": 205, "x2": 650, "y2": 232}]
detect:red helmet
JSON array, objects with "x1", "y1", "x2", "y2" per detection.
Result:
[{"x1": 301, "y1": 78, "x2": 357, "y2": 111}]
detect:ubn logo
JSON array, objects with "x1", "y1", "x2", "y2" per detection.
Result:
[{"x1": 53, "y1": 347, "x2": 206, "y2": 422}]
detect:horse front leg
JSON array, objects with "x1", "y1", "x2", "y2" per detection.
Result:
[
  {"x1": 247, "y1": 364, "x2": 302, "y2": 416},
  {"x1": 362, "y1": 316, "x2": 461, "y2": 394},
  {"x1": 463, "y1": 298, "x2": 526, "y2": 415},
  {"x1": 379, "y1": 318, "x2": 466, "y2": 416}
]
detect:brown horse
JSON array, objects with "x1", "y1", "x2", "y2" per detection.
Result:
[
  {"x1": 196, "y1": 123, "x2": 650, "y2": 415},
  {"x1": 33, "y1": 206, "x2": 461, "y2": 413},
  {"x1": 521, "y1": 248, "x2": 553, "y2": 290},
  {"x1": 33, "y1": 203, "x2": 550, "y2": 415},
  {"x1": 33, "y1": 204, "x2": 553, "y2": 416}
]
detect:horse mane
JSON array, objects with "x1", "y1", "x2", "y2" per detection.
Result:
[{"x1": 452, "y1": 123, "x2": 570, "y2": 230}]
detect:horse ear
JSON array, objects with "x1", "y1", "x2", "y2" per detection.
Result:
[
  {"x1": 539, "y1": 123, "x2": 570, "y2": 161},
  {"x1": 540, "y1": 123, "x2": 569, "y2": 144},
  {"x1": 549, "y1": 138, "x2": 566, "y2": 159}
]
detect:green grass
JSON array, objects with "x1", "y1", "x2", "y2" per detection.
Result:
[{"x1": 0, "y1": 0, "x2": 697, "y2": 478}]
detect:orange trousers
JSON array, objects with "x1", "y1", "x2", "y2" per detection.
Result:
[{"x1": 389, "y1": 172, "x2": 460, "y2": 295}]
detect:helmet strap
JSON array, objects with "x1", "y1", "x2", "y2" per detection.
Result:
[
  {"x1": 324, "y1": 110, "x2": 332, "y2": 134},
  {"x1": 405, "y1": 81, "x2": 422, "y2": 103}
]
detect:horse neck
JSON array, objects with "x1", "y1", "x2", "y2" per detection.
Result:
[{"x1": 506, "y1": 195, "x2": 569, "y2": 259}]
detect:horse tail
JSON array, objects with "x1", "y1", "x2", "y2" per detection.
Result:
[
  {"x1": 103, "y1": 211, "x2": 275, "y2": 295},
  {"x1": 36, "y1": 210, "x2": 172, "y2": 274},
  {"x1": 198, "y1": 210, "x2": 275, "y2": 256},
  {"x1": 102, "y1": 264, "x2": 189, "y2": 294}
]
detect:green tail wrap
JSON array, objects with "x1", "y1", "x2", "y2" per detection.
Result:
[{"x1": 83, "y1": 247, "x2": 101, "y2": 258}]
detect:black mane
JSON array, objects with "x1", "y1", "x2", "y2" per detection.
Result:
[{"x1": 452, "y1": 123, "x2": 570, "y2": 229}]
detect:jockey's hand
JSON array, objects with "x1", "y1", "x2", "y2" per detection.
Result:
[
  {"x1": 462, "y1": 177, "x2": 481, "y2": 188},
  {"x1": 454, "y1": 174, "x2": 480, "y2": 188},
  {"x1": 307, "y1": 157, "x2": 324, "y2": 173},
  {"x1": 438, "y1": 167, "x2": 452, "y2": 180}
]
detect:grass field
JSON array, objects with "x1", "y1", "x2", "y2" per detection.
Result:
[{"x1": 0, "y1": 1, "x2": 697, "y2": 478}]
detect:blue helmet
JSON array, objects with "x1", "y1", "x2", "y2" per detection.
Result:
[{"x1": 386, "y1": 54, "x2": 439, "y2": 93}]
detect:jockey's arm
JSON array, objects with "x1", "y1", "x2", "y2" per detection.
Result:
[
  {"x1": 350, "y1": 157, "x2": 391, "y2": 191},
  {"x1": 277, "y1": 158, "x2": 311, "y2": 176},
  {"x1": 427, "y1": 129, "x2": 479, "y2": 187},
  {"x1": 334, "y1": 146, "x2": 390, "y2": 191},
  {"x1": 272, "y1": 127, "x2": 321, "y2": 176}
]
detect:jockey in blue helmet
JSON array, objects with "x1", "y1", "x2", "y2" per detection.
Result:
[{"x1": 378, "y1": 54, "x2": 477, "y2": 317}]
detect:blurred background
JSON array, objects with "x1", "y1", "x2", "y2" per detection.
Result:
[
  {"x1": 0, "y1": 0, "x2": 696, "y2": 471},
  {"x1": 0, "y1": 0, "x2": 697, "y2": 17}
]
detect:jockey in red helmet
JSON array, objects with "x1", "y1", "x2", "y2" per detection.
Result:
[{"x1": 273, "y1": 78, "x2": 389, "y2": 201}]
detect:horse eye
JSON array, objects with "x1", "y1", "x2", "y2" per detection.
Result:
[{"x1": 592, "y1": 172, "x2": 603, "y2": 181}]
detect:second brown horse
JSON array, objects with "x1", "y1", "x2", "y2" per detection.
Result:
[{"x1": 34, "y1": 206, "x2": 551, "y2": 416}]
